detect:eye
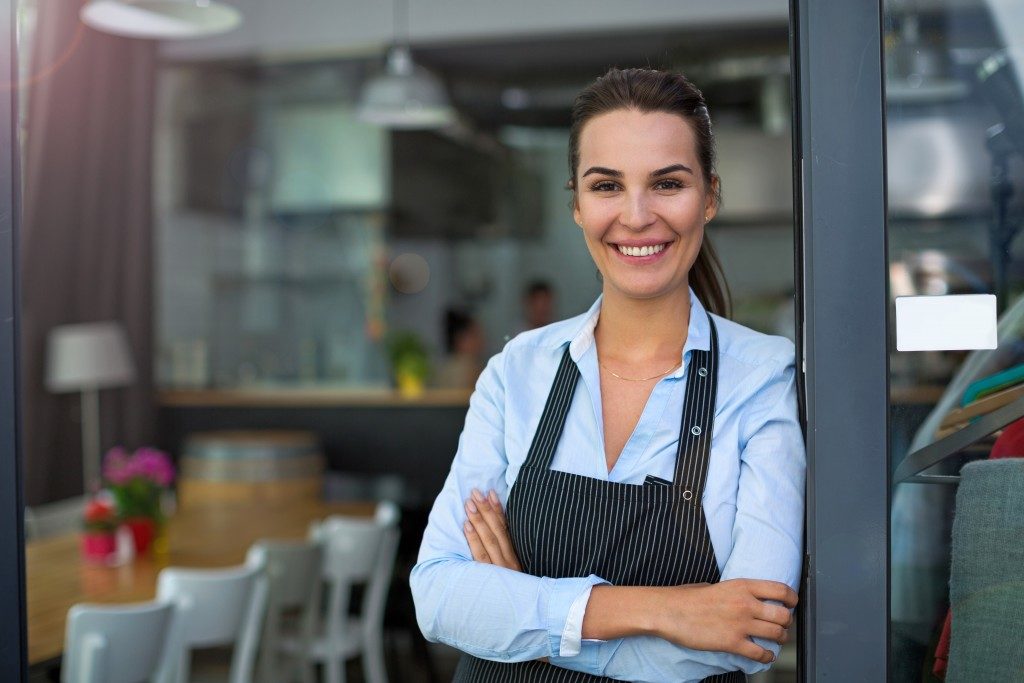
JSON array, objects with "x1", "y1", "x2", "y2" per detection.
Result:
[
  {"x1": 653, "y1": 178, "x2": 684, "y2": 191},
  {"x1": 589, "y1": 180, "x2": 620, "y2": 192}
]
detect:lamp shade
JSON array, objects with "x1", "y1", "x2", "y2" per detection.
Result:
[
  {"x1": 80, "y1": 0, "x2": 242, "y2": 40},
  {"x1": 357, "y1": 46, "x2": 457, "y2": 129},
  {"x1": 46, "y1": 322, "x2": 136, "y2": 393}
]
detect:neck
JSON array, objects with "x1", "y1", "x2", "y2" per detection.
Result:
[{"x1": 594, "y1": 286, "x2": 692, "y2": 364}]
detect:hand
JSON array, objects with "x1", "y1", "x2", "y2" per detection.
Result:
[
  {"x1": 463, "y1": 488, "x2": 522, "y2": 572},
  {"x1": 648, "y1": 579, "x2": 797, "y2": 663}
]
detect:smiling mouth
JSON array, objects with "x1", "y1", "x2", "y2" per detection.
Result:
[{"x1": 615, "y1": 243, "x2": 669, "y2": 257}]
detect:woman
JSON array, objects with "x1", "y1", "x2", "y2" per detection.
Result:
[{"x1": 411, "y1": 68, "x2": 804, "y2": 683}]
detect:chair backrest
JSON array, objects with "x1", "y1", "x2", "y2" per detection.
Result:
[
  {"x1": 363, "y1": 504, "x2": 402, "y2": 637},
  {"x1": 310, "y1": 516, "x2": 384, "y2": 584},
  {"x1": 308, "y1": 502, "x2": 401, "y2": 642},
  {"x1": 62, "y1": 600, "x2": 175, "y2": 683},
  {"x1": 247, "y1": 540, "x2": 324, "y2": 683},
  {"x1": 156, "y1": 560, "x2": 267, "y2": 683},
  {"x1": 246, "y1": 539, "x2": 323, "y2": 611},
  {"x1": 26, "y1": 495, "x2": 87, "y2": 541}
]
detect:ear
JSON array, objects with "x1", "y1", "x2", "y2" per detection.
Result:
[
  {"x1": 571, "y1": 185, "x2": 582, "y2": 227},
  {"x1": 704, "y1": 175, "x2": 720, "y2": 222}
]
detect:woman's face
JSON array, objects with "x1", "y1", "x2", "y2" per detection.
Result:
[{"x1": 573, "y1": 108, "x2": 717, "y2": 303}]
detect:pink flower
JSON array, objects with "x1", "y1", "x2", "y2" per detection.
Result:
[{"x1": 102, "y1": 446, "x2": 175, "y2": 487}]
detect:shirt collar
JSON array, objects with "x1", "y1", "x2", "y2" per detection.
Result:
[{"x1": 560, "y1": 288, "x2": 712, "y2": 373}]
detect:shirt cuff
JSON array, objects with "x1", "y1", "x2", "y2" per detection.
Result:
[{"x1": 542, "y1": 575, "x2": 607, "y2": 658}]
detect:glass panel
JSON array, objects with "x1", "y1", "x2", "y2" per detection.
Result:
[{"x1": 886, "y1": 1, "x2": 1024, "y2": 679}]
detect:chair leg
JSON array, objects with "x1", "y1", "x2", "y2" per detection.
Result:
[
  {"x1": 364, "y1": 635, "x2": 388, "y2": 683},
  {"x1": 325, "y1": 656, "x2": 345, "y2": 683}
]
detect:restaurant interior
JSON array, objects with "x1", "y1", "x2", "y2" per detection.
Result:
[{"x1": 17, "y1": 0, "x2": 1023, "y2": 681}]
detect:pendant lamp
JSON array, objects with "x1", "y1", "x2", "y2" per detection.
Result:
[
  {"x1": 80, "y1": 0, "x2": 241, "y2": 40},
  {"x1": 357, "y1": 0, "x2": 455, "y2": 129}
]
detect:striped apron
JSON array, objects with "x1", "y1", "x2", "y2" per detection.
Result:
[{"x1": 453, "y1": 318, "x2": 744, "y2": 682}]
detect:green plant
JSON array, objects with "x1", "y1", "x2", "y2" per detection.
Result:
[
  {"x1": 386, "y1": 331, "x2": 431, "y2": 380},
  {"x1": 103, "y1": 447, "x2": 175, "y2": 522}
]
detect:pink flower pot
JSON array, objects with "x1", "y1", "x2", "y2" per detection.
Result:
[{"x1": 81, "y1": 532, "x2": 117, "y2": 563}]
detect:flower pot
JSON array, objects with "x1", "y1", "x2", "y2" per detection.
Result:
[
  {"x1": 81, "y1": 532, "x2": 117, "y2": 563},
  {"x1": 124, "y1": 517, "x2": 157, "y2": 556},
  {"x1": 396, "y1": 371, "x2": 425, "y2": 398}
]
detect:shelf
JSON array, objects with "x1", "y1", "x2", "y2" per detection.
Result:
[{"x1": 159, "y1": 387, "x2": 472, "y2": 408}]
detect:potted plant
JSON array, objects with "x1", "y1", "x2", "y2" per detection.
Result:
[
  {"x1": 102, "y1": 446, "x2": 175, "y2": 556},
  {"x1": 386, "y1": 331, "x2": 431, "y2": 398},
  {"x1": 81, "y1": 496, "x2": 118, "y2": 563}
]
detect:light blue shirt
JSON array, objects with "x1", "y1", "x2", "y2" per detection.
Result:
[{"x1": 411, "y1": 289, "x2": 805, "y2": 683}]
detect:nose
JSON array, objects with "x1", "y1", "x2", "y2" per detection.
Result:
[{"x1": 620, "y1": 191, "x2": 656, "y2": 231}]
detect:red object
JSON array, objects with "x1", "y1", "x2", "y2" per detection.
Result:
[
  {"x1": 81, "y1": 532, "x2": 117, "y2": 563},
  {"x1": 84, "y1": 499, "x2": 115, "y2": 524},
  {"x1": 124, "y1": 517, "x2": 156, "y2": 555},
  {"x1": 932, "y1": 417, "x2": 1024, "y2": 679}
]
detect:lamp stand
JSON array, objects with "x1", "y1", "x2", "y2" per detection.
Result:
[{"x1": 80, "y1": 387, "x2": 101, "y2": 491}]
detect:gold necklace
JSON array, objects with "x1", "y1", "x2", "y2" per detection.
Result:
[{"x1": 600, "y1": 361, "x2": 681, "y2": 382}]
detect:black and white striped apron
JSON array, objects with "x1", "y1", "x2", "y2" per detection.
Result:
[{"x1": 453, "y1": 318, "x2": 744, "y2": 683}]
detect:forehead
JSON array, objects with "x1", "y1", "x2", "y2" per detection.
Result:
[{"x1": 577, "y1": 109, "x2": 699, "y2": 169}]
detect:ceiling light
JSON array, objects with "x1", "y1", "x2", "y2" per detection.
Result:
[
  {"x1": 357, "y1": 45, "x2": 456, "y2": 129},
  {"x1": 80, "y1": 0, "x2": 241, "y2": 40}
]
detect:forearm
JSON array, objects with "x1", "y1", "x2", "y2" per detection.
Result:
[{"x1": 581, "y1": 584, "x2": 661, "y2": 640}]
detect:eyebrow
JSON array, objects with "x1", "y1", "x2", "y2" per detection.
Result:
[{"x1": 581, "y1": 163, "x2": 694, "y2": 178}]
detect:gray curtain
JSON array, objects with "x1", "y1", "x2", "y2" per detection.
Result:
[{"x1": 20, "y1": 2, "x2": 157, "y2": 504}]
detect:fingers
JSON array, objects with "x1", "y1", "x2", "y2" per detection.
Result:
[
  {"x1": 474, "y1": 490, "x2": 521, "y2": 570},
  {"x1": 748, "y1": 619, "x2": 789, "y2": 645},
  {"x1": 755, "y1": 601, "x2": 793, "y2": 629},
  {"x1": 745, "y1": 580, "x2": 799, "y2": 609},
  {"x1": 463, "y1": 489, "x2": 521, "y2": 571},
  {"x1": 731, "y1": 638, "x2": 775, "y2": 664},
  {"x1": 463, "y1": 520, "x2": 491, "y2": 563}
]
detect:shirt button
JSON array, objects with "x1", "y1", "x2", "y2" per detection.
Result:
[
  {"x1": 683, "y1": 490, "x2": 693, "y2": 501},
  {"x1": 697, "y1": 367, "x2": 708, "y2": 377},
  {"x1": 690, "y1": 425, "x2": 702, "y2": 436}
]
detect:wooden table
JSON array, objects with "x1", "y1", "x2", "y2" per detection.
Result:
[{"x1": 26, "y1": 499, "x2": 375, "y2": 668}]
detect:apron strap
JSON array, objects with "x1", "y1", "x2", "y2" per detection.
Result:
[
  {"x1": 523, "y1": 346, "x2": 580, "y2": 470},
  {"x1": 673, "y1": 316, "x2": 720, "y2": 499}
]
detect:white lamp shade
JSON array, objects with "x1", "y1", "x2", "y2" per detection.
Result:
[
  {"x1": 358, "y1": 47, "x2": 457, "y2": 129},
  {"x1": 80, "y1": 0, "x2": 242, "y2": 40},
  {"x1": 46, "y1": 322, "x2": 137, "y2": 393}
]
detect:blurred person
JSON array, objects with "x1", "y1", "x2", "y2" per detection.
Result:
[
  {"x1": 413, "y1": 68, "x2": 804, "y2": 682},
  {"x1": 435, "y1": 309, "x2": 486, "y2": 389},
  {"x1": 523, "y1": 280, "x2": 556, "y2": 330}
]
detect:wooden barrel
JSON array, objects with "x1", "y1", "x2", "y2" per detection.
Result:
[{"x1": 177, "y1": 430, "x2": 325, "y2": 508}]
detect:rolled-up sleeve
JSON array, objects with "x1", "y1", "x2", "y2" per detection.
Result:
[{"x1": 411, "y1": 349, "x2": 606, "y2": 661}]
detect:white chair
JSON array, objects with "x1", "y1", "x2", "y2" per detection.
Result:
[
  {"x1": 156, "y1": 559, "x2": 268, "y2": 683},
  {"x1": 294, "y1": 501, "x2": 400, "y2": 683},
  {"x1": 25, "y1": 495, "x2": 88, "y2": 541},
  {"x1": 62, "y1": 600, "x2": 175, "y2": 683},
  {"x1": 246, "y1": 540, "x2": 324, "y2": 683}
]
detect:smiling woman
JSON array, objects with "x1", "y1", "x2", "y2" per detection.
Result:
[{"x1": 411, "y1": 68, "x2": 805, "y2": 683}]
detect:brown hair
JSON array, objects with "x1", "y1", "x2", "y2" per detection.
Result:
[{"x1": 568, "y1": 67, "x2": 732, "y2": 318}]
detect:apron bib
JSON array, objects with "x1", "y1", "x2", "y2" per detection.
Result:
[{"x1": 454, "y1": 319, "x2": 744, "y2": 683}]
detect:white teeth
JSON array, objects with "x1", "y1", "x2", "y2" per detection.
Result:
[{"x1": 617, "y1": 243, "x2": 666, "y2": 257}]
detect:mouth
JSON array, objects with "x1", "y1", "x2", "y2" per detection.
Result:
[{"x1": 611, "y1": 241, "x2": 673, "y2": 261}]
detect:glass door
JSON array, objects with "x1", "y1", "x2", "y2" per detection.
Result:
[{"x1": 886, "y1": 1, "x2": 1024, "y2": 681}]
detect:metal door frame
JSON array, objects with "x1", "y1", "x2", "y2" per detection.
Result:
[
  {"x1": 791, "y1": 0, "x2": 890, "y2": 680},
  {"x1": 0, "y1": 0, "x2": 27, "y2": 679}
]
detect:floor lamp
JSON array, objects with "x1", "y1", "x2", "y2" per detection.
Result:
[{"x1": 46, "y1": 322, "x2": 136, "y2": 492}]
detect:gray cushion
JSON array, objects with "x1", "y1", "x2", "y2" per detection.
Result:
[{"x1": 947, "y1": 459, "x2": 1024, "y2": 682}]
